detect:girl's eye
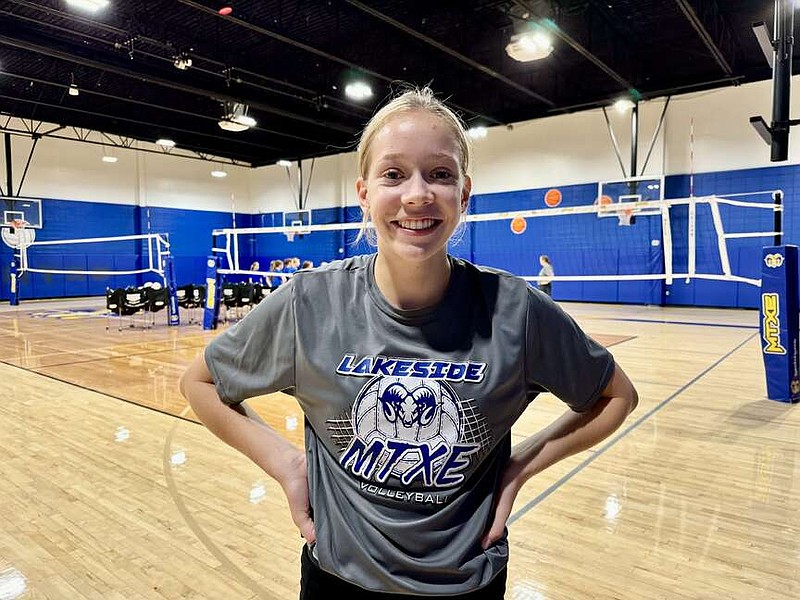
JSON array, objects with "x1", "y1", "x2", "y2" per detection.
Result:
[
  {"x1": 383, "y1": 169, "x2": 402, "y2": 180},
  {"x1": 432, "y1": 169, "x2": 454, "y2": 180}
]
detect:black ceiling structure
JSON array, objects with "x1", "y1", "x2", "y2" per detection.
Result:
[{"x1": 0, "y1": 0, "x2": 790, "y2": 168}]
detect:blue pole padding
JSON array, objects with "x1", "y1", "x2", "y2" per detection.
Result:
[
  {"x1": 202, "y1": 255, "x2": 221, "y2": 330},
  {"x1": 760, "y1": 245, "x2": 800, "y2": 403},
  {"x1": 162, "y1": 254, "x2": 180, "y2": 326},
  {"x1": 9, "y1": 259, "x2": 19, "y2": 306}
]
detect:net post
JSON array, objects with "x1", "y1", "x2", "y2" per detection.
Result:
[
  {"x1": 161, "y1": 254, "x2": 181, "y2": 326},
  {"x1": 774, "y1": 191, "x2": 783, "y2": 245},
  {"x1": 761, "y1": 244, "x2": 800, "y2": 403},
  {"x1": 202, "y1": 255, "x2": 222, "y2": 330},
  {"x1": 9, "y1": 258, "x2": 19, "y2": 306}
]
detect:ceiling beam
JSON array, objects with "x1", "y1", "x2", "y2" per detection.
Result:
[
  {"x1": 177, "y1": 0, "x2": 504, "y2": 124},
  {"x1": 0, "y1": 33, "x2": 359, "y2": 134},
  {"x1": 0, "y1": 115, "x2": 251, "y2": 166},
  {"x1": 344, "y1": 0, "x2": 555, "y2": 107},
  {"x1": 1, "y1": 70, "x2": 333, "y2": 148},
  {"x1": 0, "y1": 92, "x2": 268, "y2": 160},
  {"x1": 673, "y1": 0, "x2": 733, "y2": 76}
]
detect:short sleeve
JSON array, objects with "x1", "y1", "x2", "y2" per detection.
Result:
[
  {"x1": 525, "y1": 288, "x2": 614, "y2": 412},
  {"x1": 204, "y1": 280, "x2": 296, "y2": 405}
]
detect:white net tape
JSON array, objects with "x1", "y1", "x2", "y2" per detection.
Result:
[
  {"x1": 211, "y1": 192, "x2": 780, "y2": 288},
  {"x1": 14, "y1": 232, "x2": 171, "y2": 278}
]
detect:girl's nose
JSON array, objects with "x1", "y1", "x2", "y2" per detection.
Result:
[{"x1": 401, "y1": 173, "x2": 434, "y2": 205}]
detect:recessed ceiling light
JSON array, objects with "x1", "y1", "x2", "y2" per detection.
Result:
[
  {"x1": 155, "y1": 138, "x2": 176, "y2": 147},
  {"x1": 64, "y1": 0, "x2": 110, "y2": 13},
  {"x1": 344, "y1": 81, "x2": 373, "y2": 101}
]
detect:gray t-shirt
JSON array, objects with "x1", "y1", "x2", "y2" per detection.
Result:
[{"x1": 205, "y1": 254, "x2": 614, "y2": 595}]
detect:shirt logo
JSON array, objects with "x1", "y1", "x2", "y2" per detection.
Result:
[{"x1": 331, "y1": 354, "x2": 493, "y2": 504}]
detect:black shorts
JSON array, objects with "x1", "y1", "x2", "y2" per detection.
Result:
[
  {"x1": 539, "y1": 283, "x2": 552, "y2": 297},
  {"x1": 299, "y1": 545, "x2": 507, "y2": 600}
]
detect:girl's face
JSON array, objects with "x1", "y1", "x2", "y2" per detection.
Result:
[{"x1": 356, "y1": 110, "x2": 471, "y2": 267}]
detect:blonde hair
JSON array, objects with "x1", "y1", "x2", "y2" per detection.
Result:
[{"x1": 355, "y1": 86, "x2": 472, "y2": 245}]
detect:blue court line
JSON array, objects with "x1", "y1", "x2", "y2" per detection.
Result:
[
  {"x1": 507, "y1": 331, "x2": 758, "y2": 525},
  {"x1": 610, "y1": 317, "x2": 757, "y2": 330}
]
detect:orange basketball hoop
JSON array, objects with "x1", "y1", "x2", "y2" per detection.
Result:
[
  {"x1": 618, "y1": 208, "x2": 634, "y2": 226},
  {"x1": 1, "y1": 219, "x2": 35, "y2": 248}
]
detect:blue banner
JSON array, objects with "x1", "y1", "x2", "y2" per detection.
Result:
[{"x1": 760, "y1": 245, "x2": 800, "y2": 403}]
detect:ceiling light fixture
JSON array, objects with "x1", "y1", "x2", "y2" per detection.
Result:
[
  {"x1": 68, "y1": 72, "x2": 79, "y2": 96},
  {"x1": 102, "y1": 155, "x2": 118, "y2": 163},
  {"x1": 276, "y1": 159, "x2": 292, "y2": 167},
  {"x1": 218, "y1": 102, "x2": 256, "y2": 132},
  {"x1": 505, "y1": 31, "x2": 554, "y2": 62},
  {"x1": 173, "y1": 53, "x2": 192, "y2": 71},
  {"x1": 64, "y1": 0, "x2": 110, "y2": 13},
  {"x1": 344, "y1": 81, "x2": 373, "y2": 101},
  {"x1": 211, "y1": 169, "x2": 227, "y2": 178},
  {"x1": 155, "y1": 138, "x2": 176, "y2": 148}
]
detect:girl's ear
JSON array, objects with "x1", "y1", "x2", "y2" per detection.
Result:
[
  {"x1": 460, "y1": 175, "x2": 472, "y2": 212},
  {"x1": 356, "y1": 177, "x2": 369, "y2": 211}
]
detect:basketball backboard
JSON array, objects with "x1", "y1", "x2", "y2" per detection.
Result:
[
  {"x1": 2, "y1": 197, "x2": 42, "y2": 228},
  {"x1": 597, "y1": 176, "x2": 663, "y2": 218},
  {"x1": 283, "y1": 209, "x2": 311, "y2": 239}
]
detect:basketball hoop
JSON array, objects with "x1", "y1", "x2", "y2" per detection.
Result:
[
  {"x1": 285, "y1": 230, "x2": 296, "y2": 242},
  {"x1": 618, "y1": 209, "x2": 634, "y2": 227},
  {"x1": 1, "y1": 219, "x2": 35, "y2": 248}
]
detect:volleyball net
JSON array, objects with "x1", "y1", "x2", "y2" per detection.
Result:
[
  {"x1": 205, "y1": 187, "x2": 778, "y2": 322},
  {"x1": 5, "y1": 225, "x2": 178, "y2": 320}
]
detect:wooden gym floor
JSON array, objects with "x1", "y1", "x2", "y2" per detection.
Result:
[{"x1": 0, "y1": 298, "x2": 796, "y2": 599}]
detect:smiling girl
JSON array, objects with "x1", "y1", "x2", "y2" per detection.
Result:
[{"x1": 180, "y1": 86, "x2": 638, "y2": 599}]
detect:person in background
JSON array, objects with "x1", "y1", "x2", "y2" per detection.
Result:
[
  {"x1": 537, "y1": 254, "x2": 554, "y2": 297},
  {"x1": 268, "y1": 259, "x2": 285, "y2": 289}
]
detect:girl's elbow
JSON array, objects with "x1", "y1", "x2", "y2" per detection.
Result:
[{"x1": 627, "y1": 387, "x2": 639, "y2": 413}]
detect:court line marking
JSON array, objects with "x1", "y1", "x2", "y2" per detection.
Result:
[
  {"x1": 163, "y1": 407, "x2": 276, "y2": 599},
  {"x1": 608, "y1": 317, "x2": 757, "y2": 329},
  {"x1": 507, "y1": 331, "x2": 758, "y2": 525},
  {"x1": 0, "y1": 359, "x2": 199, "y2": 424}
]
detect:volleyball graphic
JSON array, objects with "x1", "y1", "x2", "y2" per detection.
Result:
[{"x1": 352, "y1": 376, "x2": 462, "y2": 478}]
